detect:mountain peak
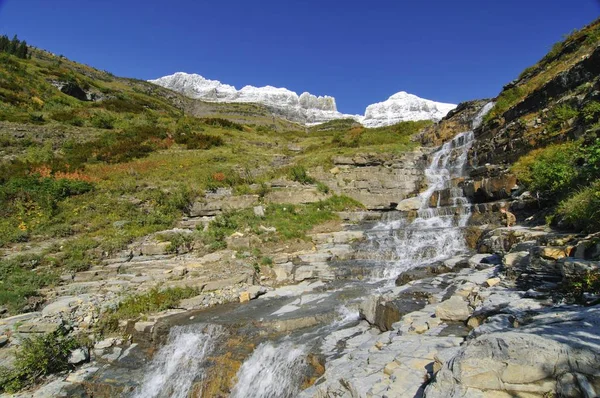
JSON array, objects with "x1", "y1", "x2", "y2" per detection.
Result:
[{"x1": 149, "y1": 72, "x2": 456, "y2": 127}]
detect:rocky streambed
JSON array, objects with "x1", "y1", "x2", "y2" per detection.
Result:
[{"x1": 2, "y1": 103, "x2": 600, "y2": 398}]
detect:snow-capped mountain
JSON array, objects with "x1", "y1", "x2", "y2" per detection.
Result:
[
  {"x1": 149, "y1": 72, "x2": 455, "y2": 127},
  {"x1": 360, "y1": 91, "x2": 457, "y2": 128}
]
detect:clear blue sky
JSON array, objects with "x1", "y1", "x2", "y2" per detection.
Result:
[{"x1": 0, "y1": 0, "x2": 598, "y2": 114}]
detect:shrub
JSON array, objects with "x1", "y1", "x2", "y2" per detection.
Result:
[
  {"x1": 0, "y1": 328, "x2": 80, "y2": 393},
  {"x1": 173, "y1": 129, "x2": 224, "y2": 150},
  {"x1": 289, "y1": 165, "x2": 315, "y2": 184},
  {"x1": 50, "y1": 109, "x2": 84, "y2": 126},
  {"x1": 200, "y1": 117, "x2": 243, "y2": 131},
  {"x1": 60, "y1": 237, "x2": 99, "y2": 272},
  {"x1": 96, "y1": 139, "x2": 154, "y2": 163},
  {"x1": 0, "y1": 176, "x2": 94, "y2": 219},
  {"x1": 156, "y1": 232, "x2": 195, "y2": 253},
  {"x1": 547, "y1": 104, "x2": 579, "y2": 133},
  {"x1": 511, "y1": 142, "x2": 579, "y2": 195},
  {"x1": 561, "y1": 269, "x2": 600, "y2": 304},
  {"x1": 185, "y1": 133, "x2": 224, "y2": 150},
  {"x1": 485, "y1": 86, "x2": 525, "y2": 122},
  {"x1": 582, "y1": 101, "x2": 600, "y2": 124},
  {"x1": 90, "y1": 112, "x2": 115, "y2": 129},
  {"x1": 557, "y1": 181, "x2": 600, "y2": 233},
  {"x1": 261, "y1": 256, "x2": 273, "y2": 266},
  {"x1": 100, "y1": 97, "x2": 145, "y2": 113}
]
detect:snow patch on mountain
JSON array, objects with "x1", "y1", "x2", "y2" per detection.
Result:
[
  {"x1": 149, "y1": 72, "x2": 455, "y2": 127},
  {"x1": 361, "y1": 91, "x2": 457, "y2": 128}
]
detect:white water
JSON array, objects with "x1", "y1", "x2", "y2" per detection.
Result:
[
  {"x1": 230, "y1": 340, "x2": 309, "y2": 398},
  {"x1": 131, "y1": 324, "x2": 224, "y2": 398},
  {"x1": 134, "y1": 103, "x2": 495, "y2": 398},
  {"x1": 369, "y1": 102, "x2": 494, "y2": 278}
]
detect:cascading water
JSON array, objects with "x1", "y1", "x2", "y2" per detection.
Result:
[
  {"x1": 131, "y1": 324, "x2": 224, "y2": 398},
  {"x1": 229, "y1": 340, "x2": 309, "y2": 398},
  {"x1": 368, "y1": 102, "x2": 494, "y2": 278},
  {"x1": 131, "y1": 103, "x2": 495, "y2": 398}
]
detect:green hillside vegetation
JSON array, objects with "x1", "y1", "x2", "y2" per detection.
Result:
[{"x1": 0, "y1": 44, "x2": 431, "y2": 314}]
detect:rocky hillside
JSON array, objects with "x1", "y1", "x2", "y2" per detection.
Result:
[{"x1": 422, "y1": 17, "x2": 600, "y2": 233}]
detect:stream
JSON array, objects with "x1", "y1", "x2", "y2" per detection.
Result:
[{"x1": 128, "y1": 103, "x2": 494, "y2": 397}]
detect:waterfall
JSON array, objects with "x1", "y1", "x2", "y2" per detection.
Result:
[
  {"x1": 369, "y1": 102, "x2": 494, "y2": 278},
  {"x1": 131, "y1": 324, "x2": 224, "y2": 398},
  {"x1": 230, "y1": 341, "x2": 309, "y2": 398}
]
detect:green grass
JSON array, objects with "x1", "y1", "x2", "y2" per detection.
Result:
[
  {"x1": 547, "y1": 104, "x2": 579, "y2": 133},
  {"x1": 484, "y1": 18, "x2": 600, "y2": 123},
  {"x1": 95, "y1": 286, "x2": 199, "y2": 335},
  {"x1": 0, "y1": 255, "x2": 58, "y2": 314},
  {"x1": 200, "y1": 195, "x2": 363, "y2": 250}
]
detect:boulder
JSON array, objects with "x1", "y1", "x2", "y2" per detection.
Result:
[
  {"x1": 485, "y1": 277, "x2": 501, "y2": 287},
  {"x1": 247, "y1": 285, "x2": 268, "y2": 299},
  {"x1": 397, "y1": 197, "x2": 422, "y2": 211},
  {"x1": 42, "y1": 296, "x2": 85, "y2": 317},
  {"x1": 140, "y1": 241, "x2": 171, "y2": 256},
  {"x1": 435, "y1": 295, "x2": 471, "y2": 322},
  {"x1": 68, "y1": 347, "x2": 89, "y2": 365},
  {"x1": 558, "y1": 258, "x2": 599, "y2": 279}
]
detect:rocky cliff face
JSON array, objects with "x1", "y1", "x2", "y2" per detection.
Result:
[{"x1": 149, "y1": 72, "x2": 456, "y2": 127}]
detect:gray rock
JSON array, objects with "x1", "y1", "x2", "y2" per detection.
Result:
[
  {"x1": 253, "y1": 205, "x2": 265, "y2": 217},
  {"x1": 247, "y1": 285, "x2": 268, "y2": 299},
  {"x1": 94, "y1": 337, "x2": 117, "y2": 350},
  {"x1": 558, "y1": 258, "x2": 599, "y2": 279},
  {"x1": 68, "y1": 347, "x2": 89, "y2": 365},
  {"x1": 397, "y1": 196, "x2": 421, "y2": 211},
  {"x1": 17, "y1": 320, "x2": 62, "y2": 334},
  {"x1": 66, "y1": 366, "x2": 99, "y2": 383},
  {"x1": 42, "y1": 296, "x2": 86, "y2": 317},
  {"x1": 32, "y1": 379, "x2": 73, "y2": 398},
  {"x1": 426, "y1": 306, "x2": 600, "y2": 397},
  {"x1": 140, "y1": 241, "x2": 171, "y2": 256},
  {"x1": 102, "y1": 347, "x2": 122, "y2": 362},
  {"x1": 435, "y1": 295, "x2": 471, "y2": 322},
  {"x1": 0, "y1": 335, "x2": 8, "y2": 347}
]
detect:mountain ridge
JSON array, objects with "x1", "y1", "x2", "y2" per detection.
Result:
[{"x1": 149, "y1": 72, "x2": 456, "y2": 127}]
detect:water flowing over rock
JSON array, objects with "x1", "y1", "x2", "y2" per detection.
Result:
[
  {"x1": 131, "y1": 324, "x2": 224, "y2": 398},
  {"x1": 230, "y1": 341, "x2": 309, "y2": 398},
  {"x1": 366, "y1": 127, "x2": 478, "y2": 278}
]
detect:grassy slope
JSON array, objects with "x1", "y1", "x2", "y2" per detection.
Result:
[
  {"x1": 0, "y1": 46, "x2": 430, "y2": 314},
  {"x1": 484, "y1": 17, "x2": 600, "y2": 123},
  {"x1": 482, "y1": 18, "x2": 600, "y2": 232}
]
